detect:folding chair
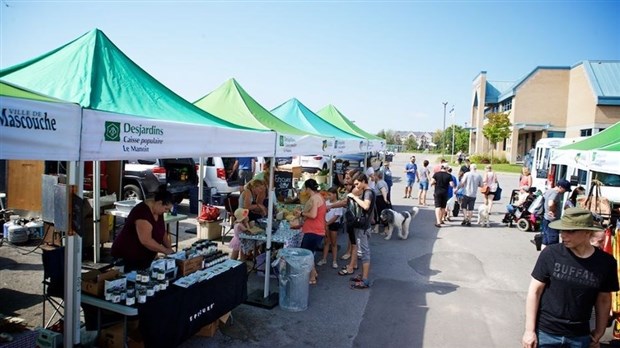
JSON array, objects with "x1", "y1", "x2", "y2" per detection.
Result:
[
  {"x1": 220, "y1": 193, "x2": 239, "y2": 244},
  {"x1": 42, "y1": 246, "x2": 65, "y2": 328}
]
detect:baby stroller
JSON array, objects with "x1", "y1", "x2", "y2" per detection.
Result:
[{"x1": 502, "y1": 188, "x2": 543, "y2": 231}]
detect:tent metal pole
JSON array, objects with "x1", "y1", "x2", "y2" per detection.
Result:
[
  {"x1": 93, "y1": 161, "x2": 100, "y2": 263},
  {"x1": 64, "y1": 160, "x2": 83, "y2": 346},
  {"x1": 264, "y1": 157, "x2": 275, "y2": 298}
]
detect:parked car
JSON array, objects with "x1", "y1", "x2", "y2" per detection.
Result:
[
  {"x1": 195, "y1": 157, "x2": 243, "y2": 194},
  {"x1": 122, "y1": 158, "x2": 198, "y2": 203},
  {"x1": 294, "y1": 155, "x2": 330, "y2": 173}
]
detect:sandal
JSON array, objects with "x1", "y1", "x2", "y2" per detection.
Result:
[
  {"x1": 309, "y1": 278, "x2": 317, "y2": 285},
  {"x1": 340, "y1": 254, "x2": 351, "y2": 260},
  {"x1": 350, "y1": 281, "x2": 370, "y2": 289},
  {"x1": 434, "y1": 223, "x2": 441, "y2": 228},
  {"x1": 338, "y1": 268, "x2": 355, "y2": 276},
  {"x1": 349, "y1": 274, "x2": 363, "y2": 282}
]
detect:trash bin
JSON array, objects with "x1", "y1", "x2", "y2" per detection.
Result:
[{"x1": 277, "y1": 248, "x2": 314, "y2": 312}]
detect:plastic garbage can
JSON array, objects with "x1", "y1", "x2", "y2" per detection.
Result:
[{"x1": 277, "y1": 248, "x2": 314, "y2": 312}]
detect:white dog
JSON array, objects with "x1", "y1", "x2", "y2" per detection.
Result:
[
  {"x1": 379, "y1": 207, "x2": 420, "y2": 240},
  {"x1": 477, "y1": 204, "x2": 491, "y2": 227}
]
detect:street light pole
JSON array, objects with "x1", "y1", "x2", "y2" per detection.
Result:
[
  {"x1": 442, "y1": 102, "x2": 448, "y2": 159},
  {"x1": 451, "y1": 107, "x2": 455, "y2": 162}
]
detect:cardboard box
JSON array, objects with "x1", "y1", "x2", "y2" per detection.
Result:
[
  {"x1": 98, "y1": 322, "x2": 124, "y2": 348},
  {"x1": 81, "y1": 269, "x2": 120, "y2": 296},
  {"x1": 99, "y1": 214, "x2": 114, "y2": 243},
  {"x1": 219, "y1": 311, "x2": 231, "y2": 325},
  {"x1": 198, "y1": 219, "x2": 223, "y2": 240},
  {"x1": 175, "y1": 255, "x2": 204, "y2": 276},
  {"x1": 195, "y1": 321, "x2": 218, "y2": 337},
  {"x1": 278, "y1": 165, "x2": 301, "y2": 179}
]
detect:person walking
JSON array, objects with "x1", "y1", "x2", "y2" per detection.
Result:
[
  {"x1": 430, "y1": 164, "x2": 454, "y2": 228},
  {"x1": 483, "y1": 165, "x2": 499, "y2": 213},
  {"x1": 522, "y1": 207, "x2": 619, "y2": 348},
  {"x1": 381, "y1": 161, "x2": 393, "y2": 202},
  {"x1": 403, "y1": 156, "x2": 418, "y2": 199},
  {"x1": 458, "y1": 163, "x2": 483, "y2": 227},
  {"x1": 541, "y1": 179, "x2": 572, "y2": 247}
]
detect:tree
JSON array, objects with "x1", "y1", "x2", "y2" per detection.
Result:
[
  {"x1": 404, "y1": 137, "x2": 418, "y2": 151},
  {"x1": 377, "y1": 129, "x2": 397, "y2": 144},
  {"x1": 482, "y1": 112, "x2": 512, "y2": 164}
]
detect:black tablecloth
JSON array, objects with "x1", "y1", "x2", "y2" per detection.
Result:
[{"x1": 138, "y1": 265, "x2": 247, "y2": 347}]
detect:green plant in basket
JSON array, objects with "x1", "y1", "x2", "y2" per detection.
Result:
[{"x1": 317, "y1": 168, "x2": 330, "y2": 176}]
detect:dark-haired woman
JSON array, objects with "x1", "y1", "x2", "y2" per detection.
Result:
[
  {"x1": 111, "y1": 188, "x2": 175, "y2": 271},
  {"x1": 296, "y1": 179, "x2": 326, "y2": 285}
]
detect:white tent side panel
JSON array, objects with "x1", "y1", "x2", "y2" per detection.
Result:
[
  {"x1": 590, "y1": 150, "x2": 620, "y2": 176},
  {"x1": 79, "y1": 109, "x2": 276, "y2": 160},
  {"x1": 0, "y1": 96, "x2": 82, "y2": 160},
  {"x1": 275, "y1": 133, "x2": 331, "y2": 157}
]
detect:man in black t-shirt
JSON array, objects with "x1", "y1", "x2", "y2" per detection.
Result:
[
  {"x1": 522, "y1": 208, "x2": 619, "y2": 348},
  {"x1": 430, "y1": 164, "x2": 455, "y2": 228}
]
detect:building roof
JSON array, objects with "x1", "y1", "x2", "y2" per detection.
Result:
[
  {"x1": 579, "y1": 60, "x2": 620, "y2": 105},
  {"x1": 484, "y1": 81, "x2": 514, "y2": 104},
  {"x1": 485, "y1": 60, "x2": 620, "y2": 106}
]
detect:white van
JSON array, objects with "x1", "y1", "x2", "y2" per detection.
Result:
[{"x1": 531, "y1": 137, "x2": 584, "y2": 191}]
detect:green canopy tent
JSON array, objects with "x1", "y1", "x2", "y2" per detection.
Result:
[
  {"x1": 0, "y1": 29, "x2": 276, "y2": 344},
  {"x1": 194, "y1": 78, "x2": 328, "y2": 156},
  {"x1": 271, "y1": 98, "x2": 367, "y2": 155},
  {"x1": 316, "y1": 104, "x2": 385, "y2": 152},
  {"x1": 0, "y1": 29, "x2": 276, "y2": 161},
  {"x1": 0, "y1": 80, "x2": 82, "y2": 160}
]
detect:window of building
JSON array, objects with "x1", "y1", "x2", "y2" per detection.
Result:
[
  {"x1": 580, "y1": 129, "x2": 592, "y2": 136},
  {"x1": 548, "y1": 131, "x2": 565, "y2": 138},
  {"x1": 501, "y1": 98, "x2": 512, "y2": 112}
]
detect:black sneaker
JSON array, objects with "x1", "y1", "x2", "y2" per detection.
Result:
[
  {"x1": 461, "y1": 220, "x2": 467, "y2": 226},
  {"x1": 466, "y1": 221, "x2": 472, "y2": 227}
]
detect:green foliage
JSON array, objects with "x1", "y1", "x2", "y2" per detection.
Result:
[
  {"x1": 377, "y1": 129, "x2": 397, "y2": 145},
  {"x1": 433, "y1": 125, "x2": 470, "y2": 154},
  {"x1": 317, "y1": 168, "x2": 330, "y2": 176},
  {"x1": 404, "y1": 137, "x2": 418, "y2": 151},
  {"x1": 469, "y1": 153, "x2": 509, "y2": 164},
  {"x1": 482, "y1": 112, "x2": 512, "y2": 164}
]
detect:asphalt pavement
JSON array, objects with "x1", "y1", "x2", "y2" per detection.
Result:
[{"x1": 0, "y1": 152, "x2": 615, "y2": 347}]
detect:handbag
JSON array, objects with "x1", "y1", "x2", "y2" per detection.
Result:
[
  {"x1": 493, "y1": 185, "x2": 502, "y2": 201},
  {"x1": 345, "y1": 190, "x2": 374, "y2": 229},
  {"x1": 479, "y1": 184, "x2": 489, "y2": 195},
  {"x1": 198, "y1": 203, "x2": 220, "y2": 222},
  {"x1": 577, "y1": 180, "x2": 611, "y2": 222}
]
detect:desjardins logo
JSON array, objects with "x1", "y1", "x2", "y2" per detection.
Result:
[
  {"x1": 279, "y1": 135, "x2": 284, "y2": 146},
  {"x1": 105, "y1": 121, "x2": 121, "y2": 142}
]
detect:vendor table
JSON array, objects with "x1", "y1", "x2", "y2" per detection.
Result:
[
  {"x1": 104, "y1": 209, "x2": 187, "y2": 251},
  {"x1": 238, "y1": 224, "x2": 302, "y2": 256},
  {"x1": 81, "y1": 263, "x2": 247, "y2": 347}
]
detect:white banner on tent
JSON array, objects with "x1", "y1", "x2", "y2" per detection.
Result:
[
  {"x1": 366, "y1": 139, "x2": 386, "y2": 152},
  {"x1": 275, "y1": 133, "x2": 331, "y2": 157},
  {"x1": 80, "y1": 109, "x2": 276, "y2": 160},
  {"x1": 0, "y1": 96, "x2": 81, "y2": 160},
  {"x1": 324, "y1": 138, "x2": 370, "y2": 155},
  {"x1": 590, "y1": 150, "x2": 620, "y2": 175},
  {"x1": 550, "y1": 149, "x2": 589, "y2": 168}
]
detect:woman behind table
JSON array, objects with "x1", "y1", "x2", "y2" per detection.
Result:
[
  {"x1": 239, "y1": 179, "x2": 267, "y2": 221},
  {"x1": 483, "y1": 164, "x2": 499, "y2": 213},
  {"x1": 111, "y1": 186, "x2": 174, "y2": 272},
  {"x1": 296, "y1": 179, "x2": 326, "y2": 285},
  {"x1": 229, "y1": 208, "x2": 250, "y2": 260}
]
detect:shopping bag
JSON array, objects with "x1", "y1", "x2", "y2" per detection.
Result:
[{"x1": 493, "y1": 186, "x2": 502, "y2": 201}]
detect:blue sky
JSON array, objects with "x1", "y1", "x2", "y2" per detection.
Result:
[{"x1": 1, "y1": 1, "x2": 619, "y2": 134}]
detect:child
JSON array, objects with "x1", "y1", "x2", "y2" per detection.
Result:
[
  {"x1": 318, "y1": 187, "x2": 343, "y2": 269},
  {"x1": 230, "y1": 208, "x2": 250, "y2": 260}
]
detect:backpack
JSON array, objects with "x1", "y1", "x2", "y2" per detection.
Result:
[{"x1": 345, "y1": 189, "x2": 374, "y2": 229}]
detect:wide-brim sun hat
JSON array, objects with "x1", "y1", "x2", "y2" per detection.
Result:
[
  {"x1": 548, "y1": 207, "x2": 603, "y2": 231},
  {"x1": 234, "y1": 208, "x2": 249, "y2": 221}
]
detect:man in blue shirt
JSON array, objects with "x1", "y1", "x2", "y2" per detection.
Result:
[
  {"x1": 231, "y1": 157, "x2": 256, "y2": 185},
  {"x1": 403, "y1": 156, "x2": 419, "y2": 199}
]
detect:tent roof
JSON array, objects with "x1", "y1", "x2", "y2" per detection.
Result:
[
  {"x1": 0, "y1": 80, "x2": 68, "y2": 103},
  {"x1": 271, "y1": 98, "x2": 363, "y2": 139},
  {"x1": 316, "y1": 104, "x2": 381, "y2": 140},
  {"x1": 0, "y1": 29, "x2": 249, "y2": 129},
  {"x1": 559, "y1": 122, "x2": 620, "y2": 150},
  {"x1": 194, "y1": 78, "x2": 317, "y2": 136}
]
